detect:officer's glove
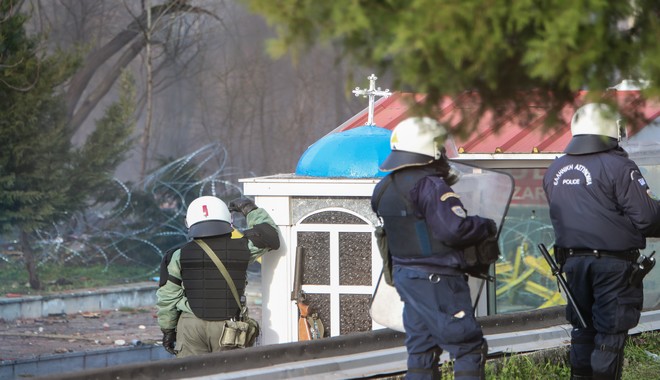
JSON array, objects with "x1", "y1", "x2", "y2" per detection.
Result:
[
  {"x1": 463, "y1": 236, "x2": 500, "y2": 281},
  {"x1": 162, "y1": 329, "x2": 177, "y2": 355},
  {"x1": 477, "y1": 236, "x2": 500, "y2": 263},
  {"x1": 465, "y1": 263, "x2": 493, "y2": 281},
  {"x1": 229, "y1": 197, "x2": 258, "y2": 217},
  {"x1": 485, "y1": 218, "x2": 498, "y2": 237}
]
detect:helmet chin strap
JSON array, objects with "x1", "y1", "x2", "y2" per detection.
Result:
[
  {"x1": 434, "y1": 145, "x2": 446, "y2": 160},
  {"x1": 430, "y1": 149, "x2": 461, "y2": 186},
  {"x1": 616, "y1": 119, "x2": 626, "y2": 142},
  {"x1": 446, "y1": 165, "x2": 461, "y2": 186}
]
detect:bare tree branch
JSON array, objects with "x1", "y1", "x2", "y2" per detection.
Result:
[{"x1": 64, "y1": 2, "x2": 218, "y2": 133}]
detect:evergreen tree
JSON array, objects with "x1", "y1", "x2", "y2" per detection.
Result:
[
  {"x1": 0, "y1": 1, "x2": 134, "y2": 289},
  {"x1": 243, "y1": 0, "x2": 660, "y2": 132}
]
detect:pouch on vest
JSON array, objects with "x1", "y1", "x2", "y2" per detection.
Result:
[
  {"x1": 375, "y1": 225, "x2": 393, "y2": 286},
  {"x1": 219, "y1": 317, "x2": 260, "y2": 348}
]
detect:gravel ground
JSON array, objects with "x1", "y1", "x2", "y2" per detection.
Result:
[
  {"x1": 0, "y1": 266, "x2": 262, "y2": 362},
  {"x1": 0, "y1": 276, "x2": 262, "y2": 362},
  {"x1": 0, "y1": 307, "x2": 163, "y2": 361}
]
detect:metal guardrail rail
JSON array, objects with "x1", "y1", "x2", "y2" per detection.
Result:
[{"x1": 28, "y1": 306, "x2": 660, "y2": 380}]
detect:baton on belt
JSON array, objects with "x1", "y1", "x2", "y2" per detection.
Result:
[{"x1": 538, "y1": 244, "x2": 588, "y2": 328}]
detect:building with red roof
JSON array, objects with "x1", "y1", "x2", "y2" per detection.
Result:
[
  {"x1": 240, "y1": 78, "x2": 660, "y2": 345},
  {"x1": 335, "y1": 87, "x2": 660, "y2": 165}
]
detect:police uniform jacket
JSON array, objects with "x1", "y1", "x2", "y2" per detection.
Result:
[
  {"x1": 372, "y1": 166, "x2": 494, "y2": 271},
  {"x1": 543, "y1": 147, "x2": 660, "y2": 251}
]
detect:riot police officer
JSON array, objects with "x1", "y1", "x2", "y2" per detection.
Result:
[
  {"x1": 543, "y1": 103, "x2": 660, "y2": 379},
  {"x1": 156, "y1": 196, "x2": 280, "y2": 357},
  {"x1": 371, "y1": 117, "x2": 497, "y2": 380}
]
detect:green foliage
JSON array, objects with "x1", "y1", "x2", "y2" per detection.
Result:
[
  {"x1": 0, "y1": 1, "x2": 136, "y2": 288},
  {"x1": 486, "y1": 350, "x2": 570, "y2": 379},
  {"x1": 381, "y1": 333, "x2": 660, "y2": 379},
  {"x1": 67, "y1": 72, "x2": 136, "y2": 210},
  {"x1": 0, "y1": 2, "x2": 135, "y2": 233},
  {"x1": 623, "y1": 332, "x2": 660, "y2": 380},
  {"x1": 242, "y1": 0, "x2": 660, "y2": 133},
  {"x1": 0, "y1": 3, "x2": 78, "y2": 233}
]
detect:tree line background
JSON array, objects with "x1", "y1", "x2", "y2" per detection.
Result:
[
  {"x1": 0, "y1": 0, "x2": 371, "y2": 289},
  {"x1": 34, "y1": 0, "x2": 370, "y2": 180}
]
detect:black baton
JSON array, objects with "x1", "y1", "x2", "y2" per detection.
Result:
[{"x1": 538, "y1": 244, "x2": 588, "y2": 328}]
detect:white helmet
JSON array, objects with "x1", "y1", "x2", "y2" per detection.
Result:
[
  {"x1": 186, "y1": 196, "x2": 233, "y2": 238},
  {"x1": 565, "y1": 103, "x2": 622, "y2": 155},
  {"x1": 380, "y1": 117, "x2": 448, "y2": 171}
]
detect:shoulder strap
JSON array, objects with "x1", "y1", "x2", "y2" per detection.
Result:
[
  {"x1": 159, "y1": 241, "x2": 186, "y2": 287},
  {"x1": 378, "y1": 171, "x2": 420, "y2": 216},
  {"x1": 391, "y1": 172, "x2": 417, "y2": 215},
  {"x1": 194, "y1": 239, "x2": 244, "y2": 312},
  {"x1": 373, "y1": 174, "x2": 394, "y2": 217}
]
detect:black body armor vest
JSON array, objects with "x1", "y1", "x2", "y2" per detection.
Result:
[
  {"x1": 374, "y1": 167, "x2": 455, "y2": 259},
  {"x1": 180, "y1": 235, "x2": 250, "y2": 321}
]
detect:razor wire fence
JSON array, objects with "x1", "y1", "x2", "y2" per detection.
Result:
[{"x1": 7, "y1": 143, "x2": 249, "y2": 276}]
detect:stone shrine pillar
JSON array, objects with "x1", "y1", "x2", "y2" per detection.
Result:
[{"x1": 241, "y1": 176, "x2": 385, "y2": 345}]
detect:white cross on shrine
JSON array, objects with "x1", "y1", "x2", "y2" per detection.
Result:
[{"x1": 352, "y1": 74, "x2": 392, "y2": 126}]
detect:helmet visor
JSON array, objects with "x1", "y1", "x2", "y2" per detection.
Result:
[
  {"x1": 380, "y1": 150, "x2": 434, "y2": 171},
  {"x1": 564, "y1": 135, "x2": 618, "y2": 155},
  {"x1": 188, "y1": 220, "x2": 233, "y2": 238}
]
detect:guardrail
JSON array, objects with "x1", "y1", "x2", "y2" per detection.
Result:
[{"x1": 29, "y1": 306, "x2": 660, "y2": 380}]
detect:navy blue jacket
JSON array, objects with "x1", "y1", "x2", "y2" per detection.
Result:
[
  {"x1": 372, "y1": 166, "x2": 493, "y2": 270},
  {"x1": 543, "y1": 147, "x2": 660, "y2": 251}
]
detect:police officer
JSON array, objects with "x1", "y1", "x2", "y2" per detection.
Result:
[
  {"x1": 156, "y1": 195, "x2": 280, "y2": 357},
  {"x1": 543, "y1": 103, "x2": 660, "y2": 379},
  {"x1": 372, "y1": 117, "x2": 497, "y2": 380}
]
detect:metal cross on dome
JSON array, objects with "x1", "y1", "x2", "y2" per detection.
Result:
[{"x1": 352, "y1": 74, "x2": 392, "y2": 126}]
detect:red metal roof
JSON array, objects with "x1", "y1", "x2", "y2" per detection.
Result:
[{"x1": 339, "y1": 91, "x2": 660, "y2": 154}]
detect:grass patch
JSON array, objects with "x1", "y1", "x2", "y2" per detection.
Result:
[
  {"x1": 486, "y1": 347, "x2": 570, "y2": 379},
  {"x1": 623, "y1": 331, "x2": 660, "y2": 380},
  {"x1": 0, "y1": 260, "x2": 156, "y2": 296},
  {"x1": 485, "y1": 331, "x2": 660, "y2": 379},
  {"x1": 383, "y1": 331, "x2": 660, "y2": 379}
]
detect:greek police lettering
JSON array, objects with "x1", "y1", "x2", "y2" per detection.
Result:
[
  {"x1": 553, "y1": 164, "x2": 573, "y2": 185},
  {"x1": 553, "y1": 163, "x2": 593, "y2": 186},
  {"x1": 574, "y1": 164, "x2": 592, "y2": 185}
]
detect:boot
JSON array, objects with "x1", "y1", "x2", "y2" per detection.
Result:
[{"x1": 571, "y1": 367, "x2": 593, "y2": 380}]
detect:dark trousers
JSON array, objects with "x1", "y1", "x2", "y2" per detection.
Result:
[
  {"x1": 393, "y1": 266, "x2": 486, "y2": 380},
  {"x1": 563, "y1": 256, "x2": 643, "y2": 379}
]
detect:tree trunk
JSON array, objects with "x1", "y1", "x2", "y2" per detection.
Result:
[
  {"x1": 140, "y1": 0, "x2": 154, "y2": 180},
  {"x1": 65, "y1": 2, "x2": 215, "y2": 134},
  {"x1": 20, "y1": 230, "x2": 41, "y2": 290}
]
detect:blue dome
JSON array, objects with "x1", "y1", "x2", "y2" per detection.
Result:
[{"x1": 295, "y1": 125, "x2": 392, "y2": 178}]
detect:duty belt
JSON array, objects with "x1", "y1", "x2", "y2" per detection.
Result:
[{"x1": 564, "y1": 248, "x2": 640, "y2": 262}]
